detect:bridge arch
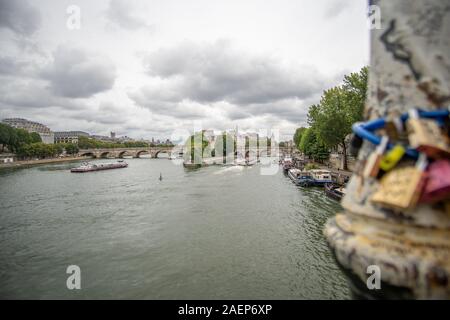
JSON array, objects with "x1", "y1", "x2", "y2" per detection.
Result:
[
  {"x1": 118, "y1": 150, "x2": 133, "y2": 158},
  {"x1": 80, "y1": 152, "x2": 96, "y2": 158},
  {"x1": 136, "y1": 150, "x2": 150, "y2": 158},
  {"x1": 154, "y1": 150, "x2": 170, "y2": 158},
  {"x1": 99, "y1": 151, "x2": 111, "y2": 159}
]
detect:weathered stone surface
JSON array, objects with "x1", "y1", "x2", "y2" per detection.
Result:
[{"x1": 325, "y1": 0, "x2": 450, "y2": 299}]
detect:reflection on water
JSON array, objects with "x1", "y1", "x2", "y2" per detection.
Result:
[{"x1": 0, "y1": 158, "x2": 350, "y2": 299}]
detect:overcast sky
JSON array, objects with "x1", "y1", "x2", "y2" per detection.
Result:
[{"x1": 0, "y1": 0, "x2": 369, "y2": 141}]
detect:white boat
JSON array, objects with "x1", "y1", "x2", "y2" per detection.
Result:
[
  {"x1": 288, "y1": 168, "x2": 315, "y2": 186},
  {"x1": 308, "y1": 169, "x2": 333, "y2": 185}
]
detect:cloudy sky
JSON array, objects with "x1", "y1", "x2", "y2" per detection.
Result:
[{"x1": 0, "y1": 0, "x2": 369, "y2": 141}]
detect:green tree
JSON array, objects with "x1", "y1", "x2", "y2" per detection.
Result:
[
  {"x1": 307, "y1": 66, "x2": 368, "y2": 170},
  {"x1": 299, "y1": 128, "x2": 329, "y2": 163},
  {"x1": 30, "y1": 132, "x2": 42, "y2": 143},
  {"x1": 16, "y1": 129, "x2": 32, "y2": 146},
  {"x1": 299, "y1": 128, "x2": 315, "y2": 158},
  {"x1": 65, "y1": 143, "x2": 79, "y2": 155},
  {"x1": 0, "y1": 123, "x2": 10, "y2": 152},
  {"x1": 293, "y1": 127, "x2": 307, "y2": 150},
  {"x1": 342, "y1": 66, "x2": 368, "y2": 123}
]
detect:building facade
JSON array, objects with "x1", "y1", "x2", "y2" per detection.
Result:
[
  {"x1": 54, "y1": 131, "x2": 89, "y2": 144},
  {"x1": 2, "y1": 118, "x2": 54, "y2": 144}
]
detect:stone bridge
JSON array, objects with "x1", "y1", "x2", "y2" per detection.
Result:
[
  {"x1": 78, "y1": 146, "x2": 292, "y2": 159},
  {"x1": 78, "y1": 146, "x2": 178, "y2": 159}
]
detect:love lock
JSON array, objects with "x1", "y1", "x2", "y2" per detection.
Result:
[
  {"x1": 420, "y1": 159, "x2": 450, "y2": 204},
  {"x1": 371, "y1": 154, "x2": 428, "y2": 211}
]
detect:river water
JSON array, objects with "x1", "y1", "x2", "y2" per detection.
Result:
[{"x1": 0, "y1": 158, "x2": 350, "y2": 299}]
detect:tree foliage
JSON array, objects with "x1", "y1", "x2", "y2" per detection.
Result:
[
  {"x1": 17, "y1": 143, "x2": 61, "y2": 159},
  {"x1": 296, "y1": 66, "x2": 368, "y2": 169},
  {"x1": 293, "y1": 127, "x2": 307, "y2": 149},
  {"x1": 298, "y1": 128, "x2": 329, "y2": 162},
  {"x1": 64, "y1": 143, "x2": 79, "y2": 155},
  {"x1": 0, "y1": 123, "x2": 43, "y2": 153}
]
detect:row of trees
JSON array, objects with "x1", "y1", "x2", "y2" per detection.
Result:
[
  {"x1": 184, "y1": 131, "x2": 273, "y2": 163},
  {"x1": 77, "y1": 136, "x2": 173, "y2": 150},
  {"x1": 294, "y1": 66, "x2": 368, "y2": 169},
  {"x1": 16, "y1": 142, "x2": 79, "y2": 159},
  {"x1": 0, "y1": 123, "x2": 80, "y2": 159},
  {"x1": 0, "y1": 123, "x2": 42, "y2": 152}
]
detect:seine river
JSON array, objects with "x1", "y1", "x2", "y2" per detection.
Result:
[{"x1": 0, "y1": 158, "x2": 350, "y2": 299}]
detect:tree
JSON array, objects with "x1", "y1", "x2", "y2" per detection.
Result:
[
  {"x1": 342, "y1": 66, "x2": 368, "y2": 123},
  {"x1": 65, "y1": 143, "x2": 79, "y2": 155},
  {"x1": 306, "y1": 66, "x2": 368, "y2": 170},
  {"x1": 16, "y1": 129, "x2": 32, "y2": 146},
  {"x1": 293, "y1": 127, "x2": 307, "y2": 150},
  {"x1": 299, "y1": 128, "x2": 329, "y2": 163},
  {"x1": 30, "y1": 132, "x2": 42, "y2": 143},
  {"x1": 0, "y1": 123, "x2": 9, "y2": 152},
  {"x1": 6, "y1": 125, "x2": 18, "y2": 152}
]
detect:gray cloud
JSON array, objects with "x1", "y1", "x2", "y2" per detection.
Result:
[
  {"x1": 131, "y1": 40, "x2": 340, "y2": 124},
  {"x1": 0, "y1": 0, "x2": 41, "y2": 36},
  {"x1": 142, "y1": 40, "x2": 331, "y2": 105},
  {"x1": 106, "y1": 0, "x2": 153, "y2": 30},
  {"x1": 41, "y1": 45, "x2": 116, "y2": 98},
  {"x1": 0, "y1": 56, "x2": 24, "y2": 75}
]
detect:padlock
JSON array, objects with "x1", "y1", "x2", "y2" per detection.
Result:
[
  {"x1": 384, "y1": 116, "x2": 404, "y2": 141},
  {"x1": 370, "y1": 154, "x2": 428, "y2": 211},
  {"x1": 419, "y1": 159, "x2": 450, "y2": 203},
  {"x1": 362, "y1": 136, "x2": 388, "y2": 178},
  {"x1": 379, "y1": 145, "x2": 406, "y2": 172},
  {"x1": 406, "y1": 109, "x2": 450, "y2": 158}
]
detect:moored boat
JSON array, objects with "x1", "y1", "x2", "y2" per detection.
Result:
[
  {"x1": 324, "y1": 182, "x2": 346, "y2": 201},
  {"x1": 71, "y1": 161, "x2": 128, "y2": 173},
  {"x1": 308, "y1": 169, "x2": 333, "y2": 185},
  {"x1": 288, "y1": 168, "x2": 315, "y2": 186}
]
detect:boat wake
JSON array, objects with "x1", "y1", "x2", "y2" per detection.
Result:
[{"x1": 213, "y1": 166, "x2": 245, "y2": 175}]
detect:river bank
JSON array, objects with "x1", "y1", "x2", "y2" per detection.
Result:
[{"x1": 0, "y1": 156, "x2": 88, "y2": 170}]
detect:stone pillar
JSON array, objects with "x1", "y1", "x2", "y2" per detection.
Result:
[{"x1": 324, "y1": 0, "x2": 450, "y2": 299}]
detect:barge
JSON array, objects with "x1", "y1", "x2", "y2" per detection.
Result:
[{"x1": 70, "y1": 161, "x2": 128, "y2": 173}]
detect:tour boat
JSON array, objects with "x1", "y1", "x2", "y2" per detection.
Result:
[
  {"x1": 308, "y1": 169, "x2": 333, "y2": 185},
  {"x1": 70, "y1": 161, "x2": 128, "y2": 173},
  {"x1": 288, "y1": 168, "x2": 315, "y2": 187},
  {"x1": 324, "y1": 183, "x2": 346, "y2": 201}
]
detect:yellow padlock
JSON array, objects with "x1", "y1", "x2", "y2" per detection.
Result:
[{"x1": 379, "y1": 145, "x2": 406, "y2": 171}]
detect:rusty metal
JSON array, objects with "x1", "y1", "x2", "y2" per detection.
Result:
[{"x1": 324, "y1": 0, "x2": 450, "y2": 299}]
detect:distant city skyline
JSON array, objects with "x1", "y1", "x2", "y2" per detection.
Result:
[
  {"x1": 2, "y1": 117, "x2": 174, "y2": 145},
  {"x1": 0, "y1": 0, "x2": 369, "y2": 141}
]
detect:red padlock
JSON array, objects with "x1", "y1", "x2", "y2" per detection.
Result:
[{"x1": 420, "y1": 159, "x2": 450, "y2": 203}]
